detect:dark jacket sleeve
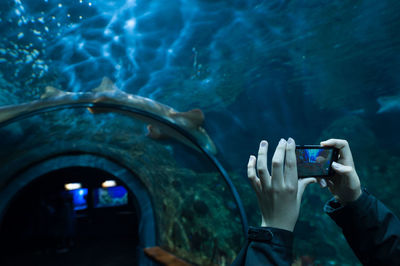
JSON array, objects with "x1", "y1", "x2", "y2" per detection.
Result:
[
  {"x1": 324, "y1": 188, "x2": 400, "y2": 265},
  {"x1": 231, "y1": 226, "x2": 293, "y2": 266}
]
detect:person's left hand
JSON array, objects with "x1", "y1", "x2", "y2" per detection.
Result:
[{"x1": 247, "y1": 138, "x2": 316, "y2": 232}]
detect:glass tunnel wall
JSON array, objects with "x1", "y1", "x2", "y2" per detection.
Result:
[
  {"x1": 0, "y1": 0, "x2": 400, "y2": 265},
  {"x1": 0, "y1": 108, "x2": 244, "y2": 265}
]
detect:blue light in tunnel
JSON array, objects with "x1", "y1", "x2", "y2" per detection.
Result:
[
  {"x1": 68, "y1": 188, "x2": 88, "y2": 210},
  {"x1": 93, "y1": 186, "x2": 128, "y2": 208}
]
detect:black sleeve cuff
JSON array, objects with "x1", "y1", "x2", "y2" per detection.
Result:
[
  {"x1": 248, "y1": 226, "x2": 293, "y2": 248},
  {"x1": 324, "y1": 188, "x2": 373, "y2": 229}
]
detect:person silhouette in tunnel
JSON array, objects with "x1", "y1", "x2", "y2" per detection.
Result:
[{"x1": 232, "y1": 138, "x2": 400, "y2": 265}]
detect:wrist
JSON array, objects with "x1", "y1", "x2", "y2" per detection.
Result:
[
  {"x1": 247, "y1": 226, "x2": 294, "y2": 249},
  {"x1": 339, "y1": 188, "x2": 362, "y2": 205},
  {"x1": 260, "y1": 221, "x2": 294, "y2": 232},
  {"x1": 352, "y1": 188, "x2": 362, "y2": 202}
]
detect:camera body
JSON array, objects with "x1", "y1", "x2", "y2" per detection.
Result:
[{"x1": 295, "y1": 145, "x2": 339, "y2": 178}]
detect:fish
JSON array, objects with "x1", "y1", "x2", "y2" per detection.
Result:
[
  {"x1": 0, "y1": 77, "x2": 217, "y2": 155},
  {"x1": 377, "y1": 94, "x2": 400, "y2": 113}
]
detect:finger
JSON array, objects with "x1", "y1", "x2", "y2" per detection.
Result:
[
  {"x1": 257, "y1": 140, "x2": 271, "y2": 189},
  {"x1": 249, "y1": 177, "x2": 262, "y2": 195},
  {"x1": 284, "y1": 137, "x2": 297, "y2": 188},
  {"x1": 331, "y1": 161, "x2": 353, "y2": 174},
  {"x1": 327, "y1": 180, "x2": 335, "y2": 194},
  {"x1": 247, "y1": 155, "x2": 261, "y2": 194},
  {"x1": 327, "y1": 179, "x2": 335, "y2": 188},
  {"x1": 320, "y1": 139, "x2": 354, "y2": 163},
  {"x1": 297, "y1": 177, "x2": 317, "y2": 201},
  {"x1": 271, "y1": 139, "x2": 286, "y2": 188},
  {"x1": 318, "y1": 178, "x2": 327, "y2": 188}
]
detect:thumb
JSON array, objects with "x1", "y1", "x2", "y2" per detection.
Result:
[
  {"x1": 297, "y1": 177, "x2": 317, "y2": 201},
  {"x1": 332, "y1": 162, "x2": 353, "y2": 174}
]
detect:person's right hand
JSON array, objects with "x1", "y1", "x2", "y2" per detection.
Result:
[
  {"x1": 247, "y1": 138, "x2": 316, "y2": 231},
  {"x1": 320, "y1": 139, "x2": 362, "y2": 204}
]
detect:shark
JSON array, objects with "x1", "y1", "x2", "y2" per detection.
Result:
[
  {"x1": 377, "y1": 94, "x2": 400, "y2": 114},
  {"x1": 0, "y1": 77, "x2": 217, "y2": 155}
]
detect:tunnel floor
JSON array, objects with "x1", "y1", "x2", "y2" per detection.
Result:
[
  {"x1": 0, "y1": 167, "x2": 140, "y2": 266},
  {"x1": 1, "y1": 237, "x2": 138, "y2": 266}
]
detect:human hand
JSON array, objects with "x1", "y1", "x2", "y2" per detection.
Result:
[
  {"x1": 247, "y1": 138, "x2": 316, "y2": 232},
  {"x1": 320, "y1": 139, "x2": 362, "y2": 204}
]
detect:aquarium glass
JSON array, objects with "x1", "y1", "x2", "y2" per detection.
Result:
[
  {"x1": 1, "y1": 0, "x2": 400, "y2": 265},
  {"x1": 0, "y1": 108, "x2": 244, "y2": 264}
]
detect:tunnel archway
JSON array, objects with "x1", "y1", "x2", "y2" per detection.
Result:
[
  {"x1": 0, "y1": 104, "x2": 248, "y2": 264},
  {"x1": 0, "y1": 155, "x2": 156, "y2": 266}
]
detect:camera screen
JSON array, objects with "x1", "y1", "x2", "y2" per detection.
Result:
[{"x1": 295, "y1": 148, "x2": 334, "y2": 177}]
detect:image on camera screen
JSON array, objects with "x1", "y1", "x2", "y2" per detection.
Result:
[{"x1": 295, "y1": 148, "x2": 333, "y2": 177}]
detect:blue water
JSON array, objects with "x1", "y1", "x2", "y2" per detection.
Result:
[{"x1": 1, "y1": 0, "x2": 400, "y2": 265}]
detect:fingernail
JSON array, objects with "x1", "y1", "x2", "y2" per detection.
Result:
[
  {"x1": 279, "y1": 138, "x2": 285, "y2": 144},
  {"x1": 332, "y1": 162, "x2": 339, "y2": 168},
  {"x1": 320, "y1": 178, "x2": 327, "y2": 187},
  {"x1": 287, "y1": 137, "x2": 294, "y2": 144},
  {"x1": 261, "y1": 141, "x2": 267, "y2": 147}
]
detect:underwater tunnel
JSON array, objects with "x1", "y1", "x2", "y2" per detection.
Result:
[
  {"x1": 0, "y1": 102, "x2": 248, "y2": 265},
  {"x1": 1, "y1": 0, "x2": 400, "y2": 265}
]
